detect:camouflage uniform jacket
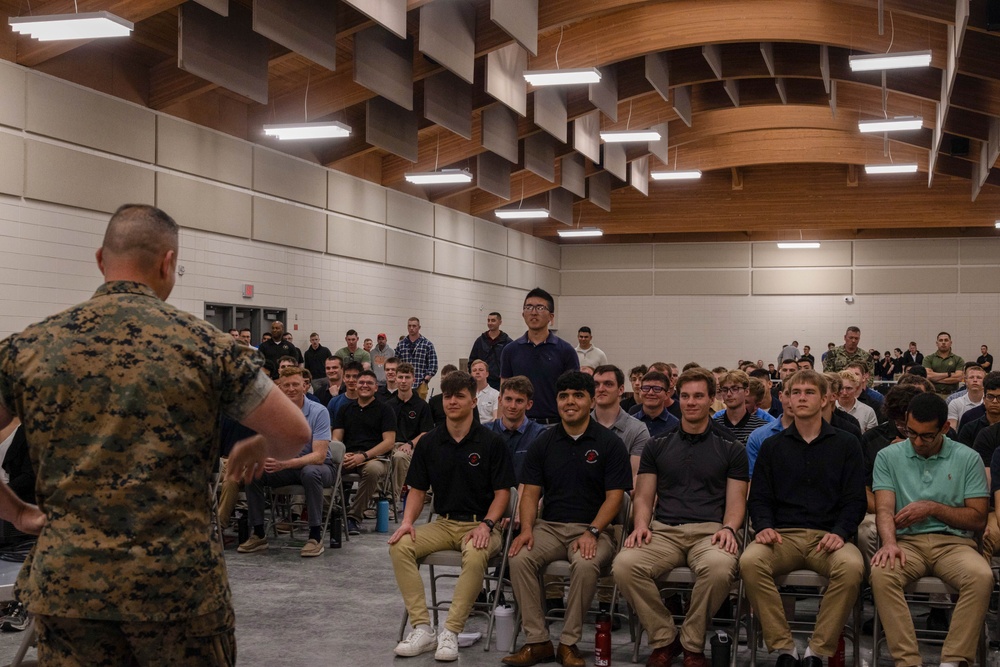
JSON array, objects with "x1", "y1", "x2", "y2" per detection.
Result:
[
  {"x1": 0, "y1": 281, "x2": 271, "y2": 622},
  {"x1": 822, "y1": 345, "x2": 875, "y2": 386}
]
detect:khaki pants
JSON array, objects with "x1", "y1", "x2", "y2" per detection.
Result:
[
  {"x1": 36, "y1": 604, "x2": 235, "y2": 667},
  {"x1": 984, "y1": 512, "x2": 999, "y2": 561},
  {"x1": 613, "y1": 521, "x2": 738, "y2": 652},
  {"x1": 858, "y1": 513, "x2": 878, "y2": 566},
  {"x1": 509, "y1": 521, "x2": 616, "y2": 646},
  {"x1": 392, "y1": 445, "x2": 411, "y2": 503},
  {"x1": 740, "y1": 528, "x2": 864, "y2": 656},
  {"x1": 870, "y1": 533, "x2": 993, "y2": 667},
  {"x1": 346, "y1": 458, "x2": 387, "y2": 522},
  {"x1": 389, "y1": 519, "x2": 501, "y2": 633}
]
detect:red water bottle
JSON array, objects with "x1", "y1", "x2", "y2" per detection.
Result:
[
  {"x1": 827, "y1": 634, "x2": 845, "y2": 667},
  {"x1": 595, "y1": 613, "x2": 612, "y2": 666}
]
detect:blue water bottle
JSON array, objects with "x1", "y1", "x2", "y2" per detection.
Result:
[{"x1": 376, "y1": 498, "x2": 390, "y2": 533}]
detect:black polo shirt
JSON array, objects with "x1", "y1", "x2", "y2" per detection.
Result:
[
  {"x1": 258, "y1": 339, "x2": 297, "y2": 378},
  {"x1": 388, "y1": 393, "x2": 433, "y2": 443},
  {"x1": 639, "y1": 424, "x2": 748, "y2": 525},
  {"x1": 406, "y1": 422, "x2": 516, "y2": 517},
  {"x1": 961, "y1": 416, "x2": 998, "y2": 455},
  {"x1": 429, "y1": 394, "x2": 446, "y2": 426},
  {"x1": 830, "y1": 409, "x2": 863, "y2": 442},
  {"x1": 862, "y1": 420, "x2": 902, "y2": 487},
  {"x1": 521, "y1": 418, "x2": 632, "y2": 524},
  {"x1": 333, "y1": 398, "x2": 396, "y2": 453},
  {"x1": 749, "y1": 421, "x2": 866, "y2": 539}
]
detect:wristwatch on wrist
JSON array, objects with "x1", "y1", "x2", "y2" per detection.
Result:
[
  {"x1": 481, "y1": 518, "x2": 496, "y2": 531},
  {"x1": 586, "y1": 525, "x2": 601, "y2": 539},
  {"x1": 363, "y1": 452, "x2": 370, "y2": 461}
]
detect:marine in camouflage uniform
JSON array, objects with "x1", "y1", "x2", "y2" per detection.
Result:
[
  {"x1": 0, "y1": 204, "x2": 309, "y2": 666},
  {"x1": 823, "y1": 347, "x2": 874, "y2": 384}
]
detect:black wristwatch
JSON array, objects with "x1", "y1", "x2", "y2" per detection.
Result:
[
  {"x1": 481, "y1": 518, "x2": 496, "y2": 531},
  {"x1": 586, "y1": 525, "x2": 601, "y2": 539}
]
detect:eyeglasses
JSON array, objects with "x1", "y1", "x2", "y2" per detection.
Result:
[
  {"x1": 522, "y1": 304, "x2": 550, "y2": 313},
  {"x1": 906, "y1": 428, "x2": 940, "y2": 444},
  {"x1": 356, "y1": 380, "x2": 376, "y2": 387},
  {"x1": 718, "y1": 386, "x2": 745, "y2": 394},
  {"x1": 985, "y1": 393, "x2": 1000, "y2": 403},
  {"x1": 639, "y1": 385, "x2": 666, "y2": 394}
]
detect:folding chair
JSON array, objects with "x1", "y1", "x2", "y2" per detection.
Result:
[
  {"x1": 396, "y1": 487, "x2": 520, "y2": 651},
  {"x1": 627, "y1": 515, "x2": 752, "y2": 667},
  {"x1": 511, "y1": 493, "x2": 634, "y2": 649},
  {"x1": 267, "y1": 443, "x2": 345, "y2": 547}
]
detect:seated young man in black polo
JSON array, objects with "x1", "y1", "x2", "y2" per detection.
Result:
[{"x1": 388, "y1": 371, "x2": 515, "y2": 662}]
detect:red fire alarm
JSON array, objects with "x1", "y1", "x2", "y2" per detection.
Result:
[{"x1": 242, "y1": 284, "x2": 254, "y2": 298}]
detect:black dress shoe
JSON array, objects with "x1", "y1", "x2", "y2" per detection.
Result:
[
  {"x1": 800, "y1": 656, "x2": 823, "y2": 667},
  {"x1": 775, "y1": 653, "x2": 800, "y2": 667}
]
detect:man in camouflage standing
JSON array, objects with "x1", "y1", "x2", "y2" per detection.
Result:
[
  {"x1": 823, "y1": 326, "x2": 874, "y2": 385},
  {"x1": 0, "y1": 204, "x2": 311, "y2": 665}
]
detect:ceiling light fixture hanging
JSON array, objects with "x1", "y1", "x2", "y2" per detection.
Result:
[{"x1": 262, "y1": 121, "x2": 352, "y2": 140}]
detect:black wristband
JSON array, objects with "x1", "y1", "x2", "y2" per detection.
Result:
[
  {"x1": 722, "y1": 526, "x2": 737, "y2": 536},
  {"x1": 481, "y1": 518, "x2": 495, "y2": 531}
]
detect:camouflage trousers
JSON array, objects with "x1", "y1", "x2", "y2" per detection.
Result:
[{"x1": 35, "y1": 603, "x2": 235, "y2": 666}]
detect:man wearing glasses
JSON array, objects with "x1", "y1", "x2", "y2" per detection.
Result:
[
  {"x1": 713, "y1": 370, "x2": 770, "y2": 444},
  {"x1": 870, "y1": 392, "x2": 992, "y2": 667},
  {"x1": 333, "y1": 369, "x2": 397, "y2": 535},
  {"x1": 499, "y1": 288, "x2": 579, "y2": 427},
  {"x1": 628, "y1": 369, "x2": 680, "y2": 438}
]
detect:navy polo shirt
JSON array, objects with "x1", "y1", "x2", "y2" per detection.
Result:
[
  {"x1": 521, "y1": 418, "x2": 632, "y2": 524},
  {"x1": 406, "y1": 422, "x2": 516, "y2": 517},
  {"x1": 332, "y1": 398, "x2": 395, "y2": 453},
  {"x1": 499, "y1": 332, "x2": 579, "y2": 420},
  {"x1": 629, "y1": 404, "x2": 681, "y2": 439}
]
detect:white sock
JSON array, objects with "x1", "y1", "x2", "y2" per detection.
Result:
[
  {"x1": 941, "y1": 662, "x2": 959, "y2": 667},
  {"x1": 416, "y1": 624, "x2": 433, "y2": 634},
  {"x1": 803, "y1": 647, "x2": 815, "y2": 659}
]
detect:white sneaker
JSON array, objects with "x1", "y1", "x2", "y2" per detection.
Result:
[
  {"x1": 394, "y1": 627, "x2": 437, "y2": 657},
  {"x1": 435, "y1": 629, "x2": 459, "y2": 662}
]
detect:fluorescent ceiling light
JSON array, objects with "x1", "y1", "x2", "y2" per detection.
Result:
[
  {"x1": 495, "y1": 208, "x2": 549, "y2": 220},
  {"x1": 600, "y1": 130, "x2": 662, "y2": 143},
  {"x1": 523, "y1": 68, "x2": 602, "y2": 86},
  {"x1": 9, "y1": 11, "x2": 133, "y2": 40},
  {"x1": 262, "y1": 121, "x2": 351, "y2": 140},
  {"x1": 777, "y1": 242, "x2": 821, "y2": 249},
  {"x1": 858, "y1": 117, "x2": 923, "y2": 133},
  {"x1": 864, "y1": 163, "x2": 919, "y2": 174},
  {"x1": 558, "y1": 228, "x2": 604, "y2": 238},
  {"x1": 404, "y1": 169, "x2": 473, "y2": 185},
  {"x1": 650, "y1": 170, "x2": 703, "y2": 181},
  {"x1": 849, "y1": 50, "x2": 932, "y2": 72},
  {"x1": 995, "y1": 221, "x2": 1000, "y2": 229}
]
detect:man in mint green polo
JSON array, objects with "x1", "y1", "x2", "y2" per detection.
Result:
[{"x1": 870, "y1": 392, "x2": 991, "y2": 667}]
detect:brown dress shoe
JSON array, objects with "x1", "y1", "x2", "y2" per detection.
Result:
[
  {"x1": 556, "y1": 643, "x2": 585, "y2": 667},
  {"x1": 502, "y1": 641, "x2": 556, "y2": 666},
  {"x1": 683, "y1": 650, "x2": 709, "y2": 667},
  {"x1": 646, "y1": 637, "x2": 683, "y2": 667}
]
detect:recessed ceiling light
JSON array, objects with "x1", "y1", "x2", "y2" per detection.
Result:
[
  {"x1": 650, "y1": 170, "x2": 702, "y2": 181},
  {"x1": 777, "y1": 242, "x2": 821, "y2": 249},
  {"x1": 858, "y1": 117, "x2": 923, "y2": 133},
  {"x1": 495, "y1": 208, "x2": 549, "y2": 220},
  {"x1": 523, "y1": 68, "x2": 602, "y2": 86},
  {"x1": 558, "y1": 228, "x2": 604, "y2": 238},
  {"x1": 262, "y1": 121, "x2": 352, "y2": 140},
  {"x1": 864, "y1": 164, "x2": 919, "y2": 174},
  {"x1": 849, "y1": 50, "x2": 933, "y2": 72},
  {"x1": 404, "y1": 169, "x2": 473, "y2": 185},
  {"x1": 600, "y1": 130, "x2": 662, "y2": 143},
  {"x1": 8, "y1": 11, "x2": 133, "y2": 41}
]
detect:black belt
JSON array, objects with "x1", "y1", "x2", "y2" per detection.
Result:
[
  {"x1": 440, "y1": 513, "x2": 482, "y2": 522},
  {"x1": 534, "y1": 416, "x2": 561, "y2": 425}
]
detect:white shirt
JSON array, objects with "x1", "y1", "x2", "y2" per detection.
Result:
[
  {"x1": 477, "y1": 385, "x2": 500, "y2": 424},
  {"x1": 575, "y1": 345, "x2": 608, "y2": 368},
  {"x1": 836, "y1": 400, "x2": 878, "y2": 433},
  {"x1": 948, "y1": 393, "x2": 983, "y2": 426}
]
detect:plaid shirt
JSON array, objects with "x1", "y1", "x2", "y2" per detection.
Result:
[{"x1": 396, "y1": 334, "x2": 438, "y2": 384}]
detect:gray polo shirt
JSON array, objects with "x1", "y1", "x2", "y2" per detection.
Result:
[{"x1": 593, "y1": 407, "x2": 650, "y2": 458}]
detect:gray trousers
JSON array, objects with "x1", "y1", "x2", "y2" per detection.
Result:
[{"x1": 247, "y1": 463, "x2": 335, "y2": 528}]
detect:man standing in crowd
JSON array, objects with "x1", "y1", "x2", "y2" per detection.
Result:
[
  {"x1": 396, "y1": 317, "x2": 438, "y2": 400},
  {"x1": 823, "y1": 326, "x2": 874, "y2": 383},
  {"x1": 487, "y1": 376, "x2": 546, "y2": 482},
  {"x1": 778, "y1": 341, "x2": 800, "y2": 364},
  {"x1": 303, "y1": 332, "x2": 332, "y2": 381},
  {"x1": 500, "y1": 288, "x2": 579, "y2": 426},
  {"x1": 799, "y1": 345, "x2": 815, "y2": 368},
  {"x1": 468, "y1": 312, "x2": 511, "y2": 390},
  {"x1": 238, "y1": 328, "x2": 255, "y2": 348},
  {"x1": 924, "y1": 332, "x2": 966, "y2": 396},
  {"x1": 387, "y1": 363, "x2": 434, "y2": 522},
  {"x1": 504, "y1": 372, "x2": 631, "y2": 667},
  {"x1": 614, "y1": 368, "x2": 748, "y2": 667},
  {"x1": 591, "y1": 365, "x2": 650, "y2": 480},
  {"x1": 334, "y1": 329, "x2": 372, "y2": 370},
  {"x1": 371, "y1": 333, "x2": 395, "y2": 386},
  {"x1": 239, "y1": 367, "x2": 338, "y2": 558},
  {"x1": 902, "y1": 341, "x2": 924, "y2": 367},
  {"x1": 576, "y1": 327, "x2": 608, "y2": 369},
  {"x1": 282, "y1": 332, "x2": 304, "y2": 365},
  {"x1": 741, "y1": 370, "x2": 866, "y2": 667},
  {"x1": 871, "y1": 393, "x2": 992, "y2": 667},
  {"x1": 978, "y1": 345, "x2": 993, "y2": 372},
  {"x1": 630, "y1": 369, "x2": 681, "y2": 438},
  {"x1": 389, "y1": 371, "x2": 515, "y2": 662},
  {"x1": 259, "y1": 320, "x2": 298, "y2": 378},
  {"x1": 470, "y1": 360, "x2": 500, "y2": 424},
  {"x1": 0, "y1": 204, "x2": 311, "y2": 663}
]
